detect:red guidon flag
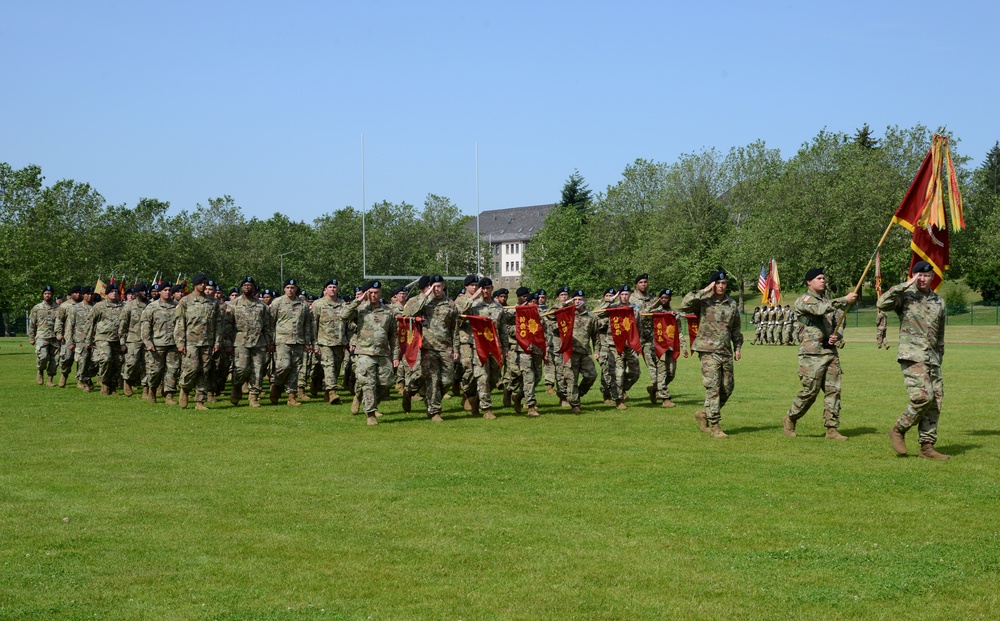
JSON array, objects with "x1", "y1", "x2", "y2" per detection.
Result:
[
  {"x1": 552, "y1": 304, "x2": 576, "y2": 363},
  {"x1": 396, "y1": 316, "x2": 422, "y2": 367},
  {"x1": 684, "y1": 313, "x2": 700, "y2": 348},
  {"x1": 467, "y1": 315, "x2": 503, "y2": 365},
  {"x1": 651, "y1": 313, "x2": 681, "y2": 361},
  {"x1": 605, "y1": 305, "x2": 641, "y2": 354},
  {"x1": 515, "y1": 305, "x2": 546, "y2": 356}
]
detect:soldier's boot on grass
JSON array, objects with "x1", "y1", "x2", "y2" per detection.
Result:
[
  {"x1": 58, "y1": 373, "x2": 68, "y2": 388},
  {"x1": 123, "y1": 381, "x2": 133, "y2": 397},
  {"x1": 324, "y1": 389, "x2": 333, "y2": 404},
  {"x1": 329, "y1": 391, "x2": 341, "y2": 405},
  {"x1": 616, "y1": 400, "x2": 627, "y2": 411},
  {"x1": 782, "y1": 415, "x2": 797, "y2": 438},
  {"x1": 483, "y1": 409, "x2": 496, "y2": 420},
  {"x1": 100, "y1": 383, "x2": 110, "y2": 396},
  {"x1": 429, "y1": 413, "x2": 444, "y2": 422},
  {"x1": 560, "y1": 399, "x2": 571, "y2": 409},
  {"x1": 825, "y1": 427, "x2": 848, "y2": 441},
  {"x1": 146, "y1": 386, "x2": 157, "y2": 404},
  {"x1": 230, "y1": 383, "x2": 243, "y2": 406},
  {"x1": 82, "y1": 380, "x2": 92, "y2": 393},
  {"x1": 46, "y1": 375, "x2": 55, "y2": 387},
  {"x1": 919, "y1": 443, "x2": 950, "y2": 461},
  {"x1": 287, "y1": 392, "x2": 301, "y2": 407},
  {"x1": 661, "y1": 398, "x2": 676, "y2": 408},
  {"x1": 195, "y1": 401, "x2": 209, "y2": 411},
  {"x1": 647, "y1": 386, "x2": 657, "y2": 404},
  {"x1": 367, "y1": 414, "x2": 379, "y2": 426},
  {"x1": 179, "y1": 391, "x2": 189, "y2": 408},
  {"x1": 248, "y1": 394, "x2": 261, "y2": 408},
  {"x1": 527, "y1": 407, "x2": 540, "y2": 417},
  {"x1": 269, "y1": 384, "x2": 281, "y2": 405},
  {"x1": 296, "y1": 390, "x2": 311, "y2": 402},
  {"x1": 206, "y1": 391, "x2": 216, "y2": 403},
  {"x1": 462, "y1": 397, "x2": 472, "y2": 412},
  {"x1": 888, "y1": 425, "x2": 908, "y2": 456},
  {"x1": 710, "y1": 423, "x2": 729, "y2": 439},
  {"x1": 571, "y1": 405, "x2": 582, "y2": 414},
  {"x1": 512, "y1": 392, "x2": 522, "y2": 414},
  {"x1": 402, "y1": 390, "x2": 412, "y2": 413},
  {"x1": 695, "y1": 409, "x2": 710, "y2": 434},
  {"x1": 165, "y1": 393, "x2": 177, "y2": 405},
  {"x1": 469, "y1": 395, "x2": 481, "y2": 418},
  {"x1": 351, "y1": 395, "x2": 361, "y2": 415},
  {"x1": 36, "y1": 371, "x2": 44, "y2": 385}
]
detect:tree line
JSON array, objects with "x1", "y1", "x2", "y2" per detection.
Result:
[{"x1": 524, "y1": 125, "x2": 1000, "y2": 307}]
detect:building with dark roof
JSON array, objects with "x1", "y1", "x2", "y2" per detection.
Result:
[{"x1": 466, "y1": 204, "x2": 554, "y2": 289}]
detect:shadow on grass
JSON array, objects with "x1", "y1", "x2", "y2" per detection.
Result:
[
  {"x1": 938, "y1": 442, "x2": 980, "y2": 456},
  {"x1": 841, "y1": 426, "x2": 879, "y2": 436},
  {"x1": 727, "y1": 424, "x2": 780, "y2": 435},
  {"x1": 964, "y1": 429, "x2": 1000, "y2": 437}
]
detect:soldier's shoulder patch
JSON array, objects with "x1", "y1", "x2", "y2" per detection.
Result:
[{"x1": 802, "y1": 295, "x2": 811, "y2": 302}]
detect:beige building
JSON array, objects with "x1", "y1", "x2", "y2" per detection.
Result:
[{"x1": 468, "y1": 204, "x2": 554, "y2": 290}]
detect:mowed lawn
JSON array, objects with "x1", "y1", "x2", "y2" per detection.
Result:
[{"x1": 2, "y1": 326, "x2": 999, "y2": 620}]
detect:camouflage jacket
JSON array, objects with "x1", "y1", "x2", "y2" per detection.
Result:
[
  {"x1": 631, "y1": 289, "x2": 654, "y2": 342},
  {"x1": 54, "y1": 300, "x2": 76, "y2": 341},
  {"x1": 229, "y1": 295, "x2": 272, "y2": 348},
  {"x1": 65, "y1": 301, "x2": 94, "y2": 346},
  {"x1": 140, "y1": 299, "x2": 177, "y2": 348},
  {"x1": 454, "y1": 292, "x2": 474, "y2": 345},
  {"x1": 270, "y1": 295, "x2": 313, "y2": 346},
  {"x1": 86, "y1": 299, "x2": 125, "y2": 344},
  {"x1": 568, "y1": 305, "x2": 599, "y2": 355},
  {"x1": 458, "y1": 296, "x2": 509, "y2": 353},
  {"x1": 310, "y1": 297, "x2": 347, "y2": 347},
  {"x1": 342, "y1": 298, "x2": 398, "y2": 359},
  {"x1": 793, "y1": 292, "x2": 849, "y2": 355},
  {"x1": 403, "y1": 292, "x2": 459, "y2": 352},
  {"x1": 876, "y1": 282, "x2": 945, "y2": 366},
  {"x1": 29, "y1": 301, "x2": 58, "y2": 340},
  {"x1": 876, "y1": 310, "x2": 888, "y2": 330},
  {"x1": 680, "y1": 290, "x2": 743, "y2": 355},
  {"x1": 118, "y1": 298, "x2": 148, "y2": 344},
  {"x1": 173, "y1": 293, "x2": 221, "y2": 349}
]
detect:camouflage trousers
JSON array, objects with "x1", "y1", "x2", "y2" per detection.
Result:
[
  {"x1": 232, "y1": 345, "x2": 267, "y2": 396},
  {"x1": 459, "y1": 342, "x2": 476, "y2": 396},
  {"x1": 510, "y1": 350, "x2": 543, "y2": 409},
  {"x1": 211, "y1": 348, "x2": 231, "y2": 395},
  {"x1": 783, "y1": 325, "x2": 794, "y2": 344},
  {"x1": 146, "y1": 345, "x2": 180, "y2": 395},
  {"x1": 317, "y1": 345, "x2": 345, "y2": 391},
  {"x1": 614, "y1": 347, "x2": 641, "y2": 401},
  {"x1": 895, "y1": 361, "x2": 944, "y2": 445},
  {"x1": 564, "y1": 351, "x2": 597, "y2": 408},
  {"x1": 76, "y1": 345, "x2": 95, "y2": 383},
  {"x1": 121, "y1": 342, "x2": 146, "y2": 387},
  {"x1": 876, "y1": 328, "x2": 887, "y2": 348},
  {"x1": 598, "y1": 346, "x2": 617, "y2": 400},
  {"x1": 356, "y1": 354, "x2": 393, "y2": 416},
  {"x1": 501, "y1": 349, "x2": 518, "y2": 393},
  {"x1": 543, "y1": 338, "x2": 556, "y2": 387},
  {"x1": 274, "y1": 343, "x2": 304, "y2": 395},
  {"x1": 469, "y1": 350, "x2": 503, "y2": 411},
  {"x1": 551, "y1": 341, "x2": 569, "y2": 399},
  {"x1": 298, "y1": 350, "x2": 314, "y2": 392},
  {"x1": 92, "y1": 341, "x2": 123, "y2": 389},
  {"x1": 420, "y1": 347, "x2": 454, "y2": 416},
  {"x1": 767, "y1": 325, "x2": 776, "y2": 344},
  {"x1": 786, "y1": 352, "x2": 842, "y2": 428},
  {"x1": 35, "y1": 338, "x2": 58, "y2": 377},
  {"x1": 400, "y1": 352, "x2": 423, "y2": 396},
  {"x1": 754, "y1": 325, "x2": 763, "y2": 343},
  {"x1": 698, "y1": 351, "x2": 734, "y2": 425},
  {"x1": 59, "y1": 341, "x2": 76, "y2": 377},
  {"x1": 180, "y1": 346, "x2": 213, "y2": 402},
  {"x1": 644, "y1": 342, "x2": 677, "y2": 400}
]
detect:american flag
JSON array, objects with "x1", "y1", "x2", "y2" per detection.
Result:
[{"x1": 757, "y1": 262, "x2": 769, "y2": 305}]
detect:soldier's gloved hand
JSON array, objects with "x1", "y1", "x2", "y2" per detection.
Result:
[{"x1": 120, "y1": 344, "x2": 127, "y2": 353}]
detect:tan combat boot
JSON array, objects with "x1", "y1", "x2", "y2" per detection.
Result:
[
  {"x1": 527, "y1": 407, "x2": 540, "y2": 418},
  {"x1": 249, "y1": 394, "x2": 261, "y2": 408},
  {"x1": 82, "y1": 380, "x2": 92, "y2": 393},
  {"x1": 37, "y1": 371, "x2": 44, "y2": 385},
  {"x1": 888, "y1": 425, "x2": 908, "y2": 455},
  {"x1": 179, "y1": 391, "x2": 189, "y2": 408},
  {"x1": 351, "y1": 395, "x2": 360, "y2": 415},
  {"x1": 483, "y1": 409, "x2": 496, "y2": 420},
  {"x1": 782, "y1": 415, "x2": 797, "y2": 438},
  {"x1": 230, "y1": 383, "x2": 243, "y2": 405},
  {"x1": 604, "y1": 398, "x2": 615, "y2": 405},
  {"x1": 462, "y1": 397, "x2": 472, "y2": 412},
  {"x1": 296, "y1": 390, "x2": 311, "y2": 402},
  {"x1": 146, "y1": 387, "x2": 157, "y2": 404},
  {"x1": 661, "y1": 398, "x2": 676, "y2": 408},
  {"x1": 560, "y1": 399, "x2": 571, "y2": 409},
  {"x1": 571, "y1": 405, "x2": 582, "y2": 414},
  {"x1": 58, "y1": 373, "x2": 68, "y2": 388},
  {"x1": 710, "y1": 423, "x2": 729, "y2": 439},
  {"x1": 616, "y1": 400, "x2": 627, "y2": 411},
  {"x1": 825, "y1": 427, "x2": 848, "y2": 441},
  {"x1": 123, "y1": 381, "x2": 133, "y2": 397},
  {"x1": 329, "y1": 392, "x2": 341, "y2": 405},
  {"x1": 469, "y1": 395, "x2": 481, "y2": 418},
  {"x1": 46, "y1": 375, "x2": 55, "y2": 387},
  {"x1": 919, "y1": 443, "x2": 950, "y2": 460},
  {"x1": 325, "y1": 389, "x2": 333, "y2": 404},
  {"x1": 367, "y1": 414, "x2": 379, "y2": 426},
  {"x1": 165, "y1": 393, "x2": 177, "y2": 405},
  {"x1": 287, "y1": 392, "x2": 301, "y2": 407},
  {"x1": 430, "y1": 413, "x2": 444, "y2": 422},
  {"x1": 100, "y1": 383, "x2": 110, "y2": 396},
  {"x1": 695, "y1": 409, "x2": 710, "y2": 434},
  {"x1": 206, "y1": 391, "x2": 216, "y2": 403},
  {"x1": 195, "y1": 401, "x2": 209, "y2": 411}
]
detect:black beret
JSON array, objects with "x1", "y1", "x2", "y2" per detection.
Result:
[
  {"x1": 464, "y1": 275, "x2": 478, "y2": 286},
  {"x1": 92, "y1": 293, "x2": 102, "y2": 302},
  {"x1": 804, "y1": 267, "x2": 824, "y2": 283},
  {"x1": 229, "y1": 287, "x2": 239, "y2": 294},
  {"x1": 494, "y1": 288, "x2": 509, "y2": 296},
  {"x1": 192, "y1": 273, "x2": 208, "y2": 286},
  {"x1": 604, "y1": 287, "x2": 617, "y2": 295},
  {"x1": 308, "y1": 295, "x2": 317, "y2": 301},
  {"x1": 392, "y1": 286, "x2": 407, "y2": 296},
  {"x1": 284, "y1": 278, "x2": 298, "y2": 288},
  {"x1": 429, "y1": 275, "x2": 445, "y2": 284},
  {"x1": 708, "y1": 270, "x2": 727, "y2": 284},
  {"x1": 69, "y1": 285, "x2": 82, "y2": 295},
  {"x1": 619, "y1": 284, "x2": 632, "y2": 293},
  {"x1": 171, "y1": 284, "x2": 184, "y2": 294},
  {"x1": 535, "y1": 289, "x2": 547, "y2": 296},
  {"x1": 572, "y1": 289, "x2": 586, "y2": 298},
  {"x1": 556, "y1": 286, "x2": 570, "y2": 294},
  {"x1": 207, "y1": 280, "x2": 220, "y2": 289},
  {"x1": 151, "y1": 282, "x2": 164, "y2": 292},
  {"x1": 125, "y1": 287, "x2": 135, "y2": 294},
  {"x1": 417, "y1": 275, "x2": 430, "y2": 289},
  {"x1": 42, "y1": 285, "x2": 54, "y2": 293},
  {"x1": 82, "y1": 286, "x2": 94, "y2": 294},
  {"x1": 135, "y1": 283, "x2": 148, "y2": 292},
  {"x1": 370, "y1": 280, "x2": 382, "y2": 289},
  {"x1": 516, "y1": 286, "x2": 530, "y2": 297},
  {"x1": 477, "y1": 277, "x2": 493, "y2": 288},
  {"x1": 659, "y1": 288, "x2": 673, "y2": 297},
  {"x1": 353, "y1": 286, "x2": 362, "y2": 293},
  {"x1": 912, "y1": 261, "x2": 933, "y2": 273},
  {"x1": 241, "y1": 276, "x2": 255, "y2": 285},
  {"x1": 325, "y1": 279, "x2": 338, "y2": 287},
  {"x1": 635, "y1": 273, "x2": 649, "y2": 283}
]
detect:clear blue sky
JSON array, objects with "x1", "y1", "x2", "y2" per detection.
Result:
[{"x1": 3, "y1": 1, "x2": 996, "y2": 221}]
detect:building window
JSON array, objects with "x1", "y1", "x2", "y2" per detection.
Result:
[{"x1": 515, "y1": 261, "x2": 520, "y2": 272}]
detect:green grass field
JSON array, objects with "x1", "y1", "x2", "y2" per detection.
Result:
[{"x1": 3, "y1": 327, "x2": 999, "y2": 620}]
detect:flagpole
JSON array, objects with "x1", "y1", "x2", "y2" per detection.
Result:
[{"x1": 833, "y1": 218, "x2": 897, "y2": 334}]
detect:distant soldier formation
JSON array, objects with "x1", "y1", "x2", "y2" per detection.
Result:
[{"x1": 28, "y1": 263, "x2": 950, "y2": 458}]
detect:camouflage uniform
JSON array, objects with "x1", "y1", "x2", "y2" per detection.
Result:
[
  {"x1": 29, "y1": 299, "x2": 59, "y2": 380},
  {"x1": 785, "y1": 292, "x2": 851, "y2": 429},
  {"x1": 210, "y1": 301, "x2": 234, "y2": 397},
  {"x1": 174, "y1": 292, "x2": 222, "y2": 403},
  {"x1": 456, "y1": 296, "x2": 507, "y2": 413},
  {"x1": 141, "y1": 297, "x2": 180, "y2": 397},
  {"x1": 509, "y1": 307, "x2": 545, "y2": 412},
  {"x1": 543, "y1": 301, "x2": 571, "y2": 401},
  {"x1": 66, "y1": 298, "x2": 96, "y2": 386},
  {"x1": 342, "y1": 297, "x2": 398, "y2": 417},
  {"x1": 563, "y1": 305, "x2": 599, "y2": 408},
  {"x1": 647, "y1": 300, "x2": 681, "y2": 403},
  {"x1": 877, "y1": 282, "x2": 946, "y2": 445},
  {"x1": 229, "y1": 294, "x2": 272, "y2": 398},
  {"x1": 454, "y1": 291, "x2": 476, "y2": 398},
  {"x1": 296, "y1": 303, "x2": 315, "y2": 395},
  {"x1": 751, "y1": 308, "x2": 763, "y2": 344},
  {"x1": 86, "y1": 296, "x2": 125, "y2": 391},
  {"x1": 311, "y1": 296, "x2": 348, "y2": 393},
  {"x1": 633, "y1": 289, "x2": 660, "y2": 401},
  {"x1": 609, "y1": 302, "x2": 641, "y2": 403},
  {"x1": 55, "y1": 298, "x2": 77, "y2": 382},
  {"x1": 403, "y1": 291, "x2": 459, "y2": 418},
  {"x1": 538, "y1": 301, "x2": 557, "y2": 391},
  {"x1": 594, "y1": 299, "x2": 617, "y2": 401},
  {"x1": 680, "y1": 289, "x2": 743, "y2": 425},
  {"x1": 270, "y1": 294, "x2": 313, "y2": 396},
  {"x1": 783, "y1": 308, "x2": 796, "y2": 345},
  {"x1": 876, "y1": 310, "x2": 888, "y2": 349},
  {"x1": 118, "y1": 296, "x2": 148, "y2": 392}
]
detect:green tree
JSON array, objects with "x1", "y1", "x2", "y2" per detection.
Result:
[
  {"x1": 853, "y1": 123, "x2": 880, "y2": 149},
  {"x1": 560, "y1": 170, "x2": 593, "y2": 218}
]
